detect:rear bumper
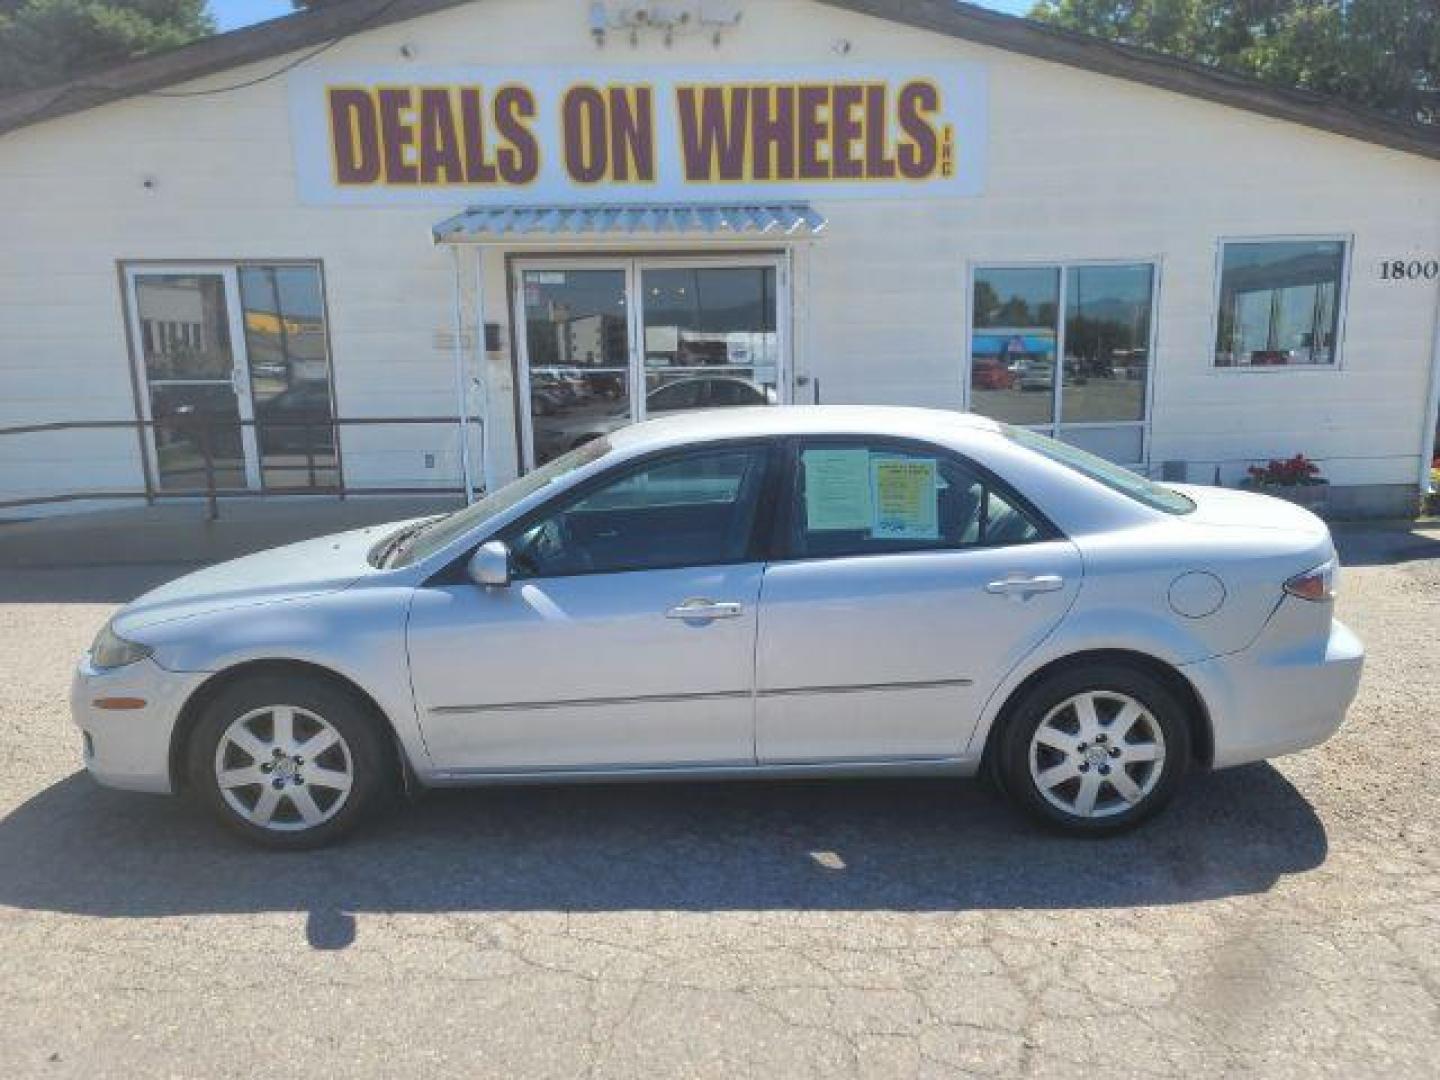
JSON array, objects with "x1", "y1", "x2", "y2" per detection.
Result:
[
  {"x1": 1182, "y1": 611, "x2": 1363, "y2": 769},
  {"x1": 69, "y1": 655, "x2": 204, "y2": 794}
]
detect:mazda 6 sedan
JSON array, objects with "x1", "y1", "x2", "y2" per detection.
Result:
[{"x1": 73, "y1": 406, "x2": 1363, "y2": 848}]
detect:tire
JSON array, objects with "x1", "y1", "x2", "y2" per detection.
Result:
[
  {"x1": 992, "y1": 662, "x2": 1192, "y2": 836},
  {"x1": 186, "y1": 673, "x2": 395, "y2": 850}
]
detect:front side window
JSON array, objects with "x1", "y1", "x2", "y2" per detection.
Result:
[
  {"x1": 506, "y1": 445, "x2": 771, "y2": 577},
  {"x1": 1214, "y1": 240, "x2": 1347, "y2": 367},
  {"x1": 786, "y1": 441, "x2": 1043, "y2": 560}
]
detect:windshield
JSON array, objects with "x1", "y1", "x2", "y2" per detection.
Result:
[
  {"x1": 1003, "y1": 425, "x2": 1194, "y2": 515},
  {"x1": 388, "y1": 437, "x2": 614, "y2": 567}
]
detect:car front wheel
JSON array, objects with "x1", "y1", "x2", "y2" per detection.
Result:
[
  {"x1": 993, "y1": 663, "x2": 1191, "y2": 835},
  {"x1": 187, "y1": 674, "x2": 393, "y2": 849}
]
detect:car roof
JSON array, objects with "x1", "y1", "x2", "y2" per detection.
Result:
[{"x1": 606, "y1": 405, "x2": 1002, "y2": 453}]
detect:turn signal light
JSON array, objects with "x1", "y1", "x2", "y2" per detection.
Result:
[{"x1": 1284, "y1": 559, "x2": 1336, "y2": 602}]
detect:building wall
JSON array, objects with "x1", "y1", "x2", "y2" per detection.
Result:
[{"x1": 2, "y1": 0, "x2": 1438, "y2": 516}]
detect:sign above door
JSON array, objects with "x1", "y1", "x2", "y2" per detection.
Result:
[{"x1": 288, "y1": 64, "x2": 987, "y2": 206}]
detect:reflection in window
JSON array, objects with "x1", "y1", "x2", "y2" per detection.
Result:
[
  {"x1": 239, "y1": 265, "x2": 338, "y2": 489},
  {"x1": 970, "y1": 268, "x2": 1059, "y2": 426},
  {"x1": 1215, "y1": 240, "x2": 1346, "y2": 367},
  {"x1": 1062, "y1": 264, "x2": 1153, "y2": 423},
  {"x1": 970, "y1": 263, "x2": 1155, "y2": 466},
  {"x1": 523, "y1": 269, "x2": 632, "y2": 466},
  {"x1": 134, "y1": 273, "x2": 246, "y2": 490},
  {"x1": 641, "y1": 267, "x2": 778, "y2": 413}
]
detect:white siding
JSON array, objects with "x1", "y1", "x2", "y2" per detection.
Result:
[{"x1": 2, "y1": 0, "x2": 1439, "y2": 515}]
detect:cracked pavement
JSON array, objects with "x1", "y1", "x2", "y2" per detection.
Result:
[{"x1": 1, "y1": 525, "x2": 1437, "y2": 1078}]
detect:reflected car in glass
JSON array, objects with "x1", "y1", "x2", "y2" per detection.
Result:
[
  {"x1": 532, "y1": 374, "x2": 774, "y2": 461},
  {"x1": 71, "y1": 407, "x2": 1363, "y2": 848}
]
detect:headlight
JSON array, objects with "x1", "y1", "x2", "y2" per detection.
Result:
[{"x1": 90, "y1": 622, "x2": 154, "y2": 669}]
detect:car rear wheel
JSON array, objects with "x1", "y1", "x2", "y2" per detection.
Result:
[
  {"x1": 187, "y1": 674, "x2": 393, "y2": 849},
  {"x1": 993, "y1": 663, "x2": 1191, "y2": 836}
]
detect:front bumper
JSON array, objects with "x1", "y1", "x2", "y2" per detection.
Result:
[
  {"x1": 70, "y1": 654, "x2": 207, "y2": 794},
  {"x1": 1182, "y1": 609, "x2": 1364, "y2": 769}
]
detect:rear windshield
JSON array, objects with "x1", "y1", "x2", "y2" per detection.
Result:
[{"x1": 1003, "y1": 426, "x2": 1194, "y2": 515}]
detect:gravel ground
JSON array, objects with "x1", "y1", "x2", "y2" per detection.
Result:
[{"x1": 1, "y1": 528, "x2": 1437, "y2": 1079}]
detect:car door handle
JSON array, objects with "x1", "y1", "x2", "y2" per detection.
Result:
[
  {"x1": 666, "y1": 599, "x2": 744, "y2": 621},
  {"x1": 985, "y1": 574, "x2": 1065, "y2": 598}
]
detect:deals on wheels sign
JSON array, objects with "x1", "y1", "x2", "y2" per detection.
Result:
[{"x1": 287, "y1": 64, "x2": 987, "y2": 205}]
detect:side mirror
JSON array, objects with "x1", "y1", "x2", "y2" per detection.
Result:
[{"x1": 467, "y1": 540, "x2": 511, "y2": 588}]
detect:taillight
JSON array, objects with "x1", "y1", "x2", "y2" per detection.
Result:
[{"x1": 1284, "y1": 559, "x2": 1336, "y2": 602}]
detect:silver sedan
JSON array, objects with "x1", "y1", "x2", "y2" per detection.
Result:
[{"x1": 72, "y1": 407, "x2": 1363, "y2": 847}]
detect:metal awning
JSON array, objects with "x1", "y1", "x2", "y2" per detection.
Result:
[{"x1": 432, "y1": 202, "x2": 826, "y2": 243}]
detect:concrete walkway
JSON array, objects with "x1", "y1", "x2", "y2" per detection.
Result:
[{"x1": 0, "y1": 496, "x2": 461, "y2": 569}]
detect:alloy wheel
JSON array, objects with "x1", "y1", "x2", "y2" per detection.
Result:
[
  {"x1": 1027, "y1": 690, "x2": 1167, "y2": 819},
  {"x1": 212, "y1": 704, "x2": 355, "y2": 832}
]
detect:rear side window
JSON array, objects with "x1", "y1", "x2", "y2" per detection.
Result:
[{"x1": 785, "y1": 441, "x2": 1043, "y2": 559}]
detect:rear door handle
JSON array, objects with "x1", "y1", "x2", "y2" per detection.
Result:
[
  {"x1": 666, "y1": 599, "x2": 744, "y2": 621},
  {"x1": 985, "y1": 574, "x2": 1065, "y2": 598}
]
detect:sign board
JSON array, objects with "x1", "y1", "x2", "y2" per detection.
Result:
[{"x1": 288, "y1": 64, "x2": 987, "y2": 206}]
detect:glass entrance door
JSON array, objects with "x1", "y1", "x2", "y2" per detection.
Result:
[
  {"x1": 516, "y1": 257, "x2": 785, "y2": 469},
  {"x1": 518, "y1": 265, "x2": 634, "y2": 468},
  {"x1": 125, "y1": 263, "x2": 340, "y2": 493},
  {"x1": 126, "y1": 268, "x2": 259, "y2": 491},
  {"x1": 638, "y1": 262, "x2": 780, "y2": 419}
]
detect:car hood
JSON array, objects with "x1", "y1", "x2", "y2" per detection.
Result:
[
  {"x1": 1170, "y1": 484, "x2": 1329, "y2": 537},
  {"x1": 112, "y1": 521, "x2": 412, "y2": 636}
]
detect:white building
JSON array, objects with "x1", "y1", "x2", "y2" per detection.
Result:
[{"x1": 2, "y1": 0, "x2": 1439, "y2": 517}]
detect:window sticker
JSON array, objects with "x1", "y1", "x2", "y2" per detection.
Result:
[
  {"x1": 870, "y1": 456, "x2": 939, "y2": 540},
  {"x1": 802, "y1": 448, "x2": 873, "y2": 530}
]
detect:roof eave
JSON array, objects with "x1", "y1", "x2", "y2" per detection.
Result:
[
  {"x1": 0, "y1": 0, "x2": 468, "y2": 137},
  {"x1": 1, "y1": 0, "x2": 1436, "y2": 164},
  {"x1": 822, "y1": 0, "x2": 1440, "y2": 162}
]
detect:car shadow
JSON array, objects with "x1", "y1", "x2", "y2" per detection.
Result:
[{"x1": 0, "y1": 764, "x2": 1325, "y2": 947}]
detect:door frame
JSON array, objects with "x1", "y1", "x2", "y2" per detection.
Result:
[
  {"x1": 511, "y1": 252, "x2": 791, "y2": 472},
  {"x1": 122, "y1": 263, "x2": 263, "y2": 491}
]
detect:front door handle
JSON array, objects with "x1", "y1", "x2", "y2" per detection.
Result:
[
  {"x1": 985, "y1": 574, "x2": 1065, "y2": 599},
  {"x1": 666, "y1": 599, "x2": 744, "y2": 621}
]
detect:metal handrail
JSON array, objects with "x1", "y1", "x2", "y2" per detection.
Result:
[{"x1": 0, "y1": 415, "x2": 472, "y2": 519}]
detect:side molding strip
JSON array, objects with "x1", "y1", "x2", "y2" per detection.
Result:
[{"x1": 429, "y1": 677, "x2": 973, "y2": 716}]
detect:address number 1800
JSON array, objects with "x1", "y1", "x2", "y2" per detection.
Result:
[{"x1": 1380, "y1": 259, "x2": 1440, "y2": 281}]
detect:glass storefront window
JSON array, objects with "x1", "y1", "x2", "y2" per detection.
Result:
[
  {"x1": 970, "y1": 268, "x2": 1059, "y2": 426},
  {"x1": 970, "y1": 263, "x2": 1155, "y2": 465},
  {"x1": 1061, "y1": 264, "x2": 1152, "y2": 423},
  {"x1": 1214, "y1": 240, "x2": 1346, "y2": 367}
]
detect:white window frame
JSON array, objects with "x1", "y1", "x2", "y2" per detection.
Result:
[
  {"x1": 1209, "y1": 233, "x2": 1353, "y2": 375},
  {"x1": 963, "y1": 257, "x2": 1163, "y2": 471}
]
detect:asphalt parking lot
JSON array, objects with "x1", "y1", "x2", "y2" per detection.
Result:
[{"x1": 1, "y1": 523, "x2": 1438, "y2": 1078}]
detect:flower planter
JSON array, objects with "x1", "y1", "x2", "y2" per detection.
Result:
[{"x1": 1244, "y1": 481, "x2": 1330, "y2": 516}]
